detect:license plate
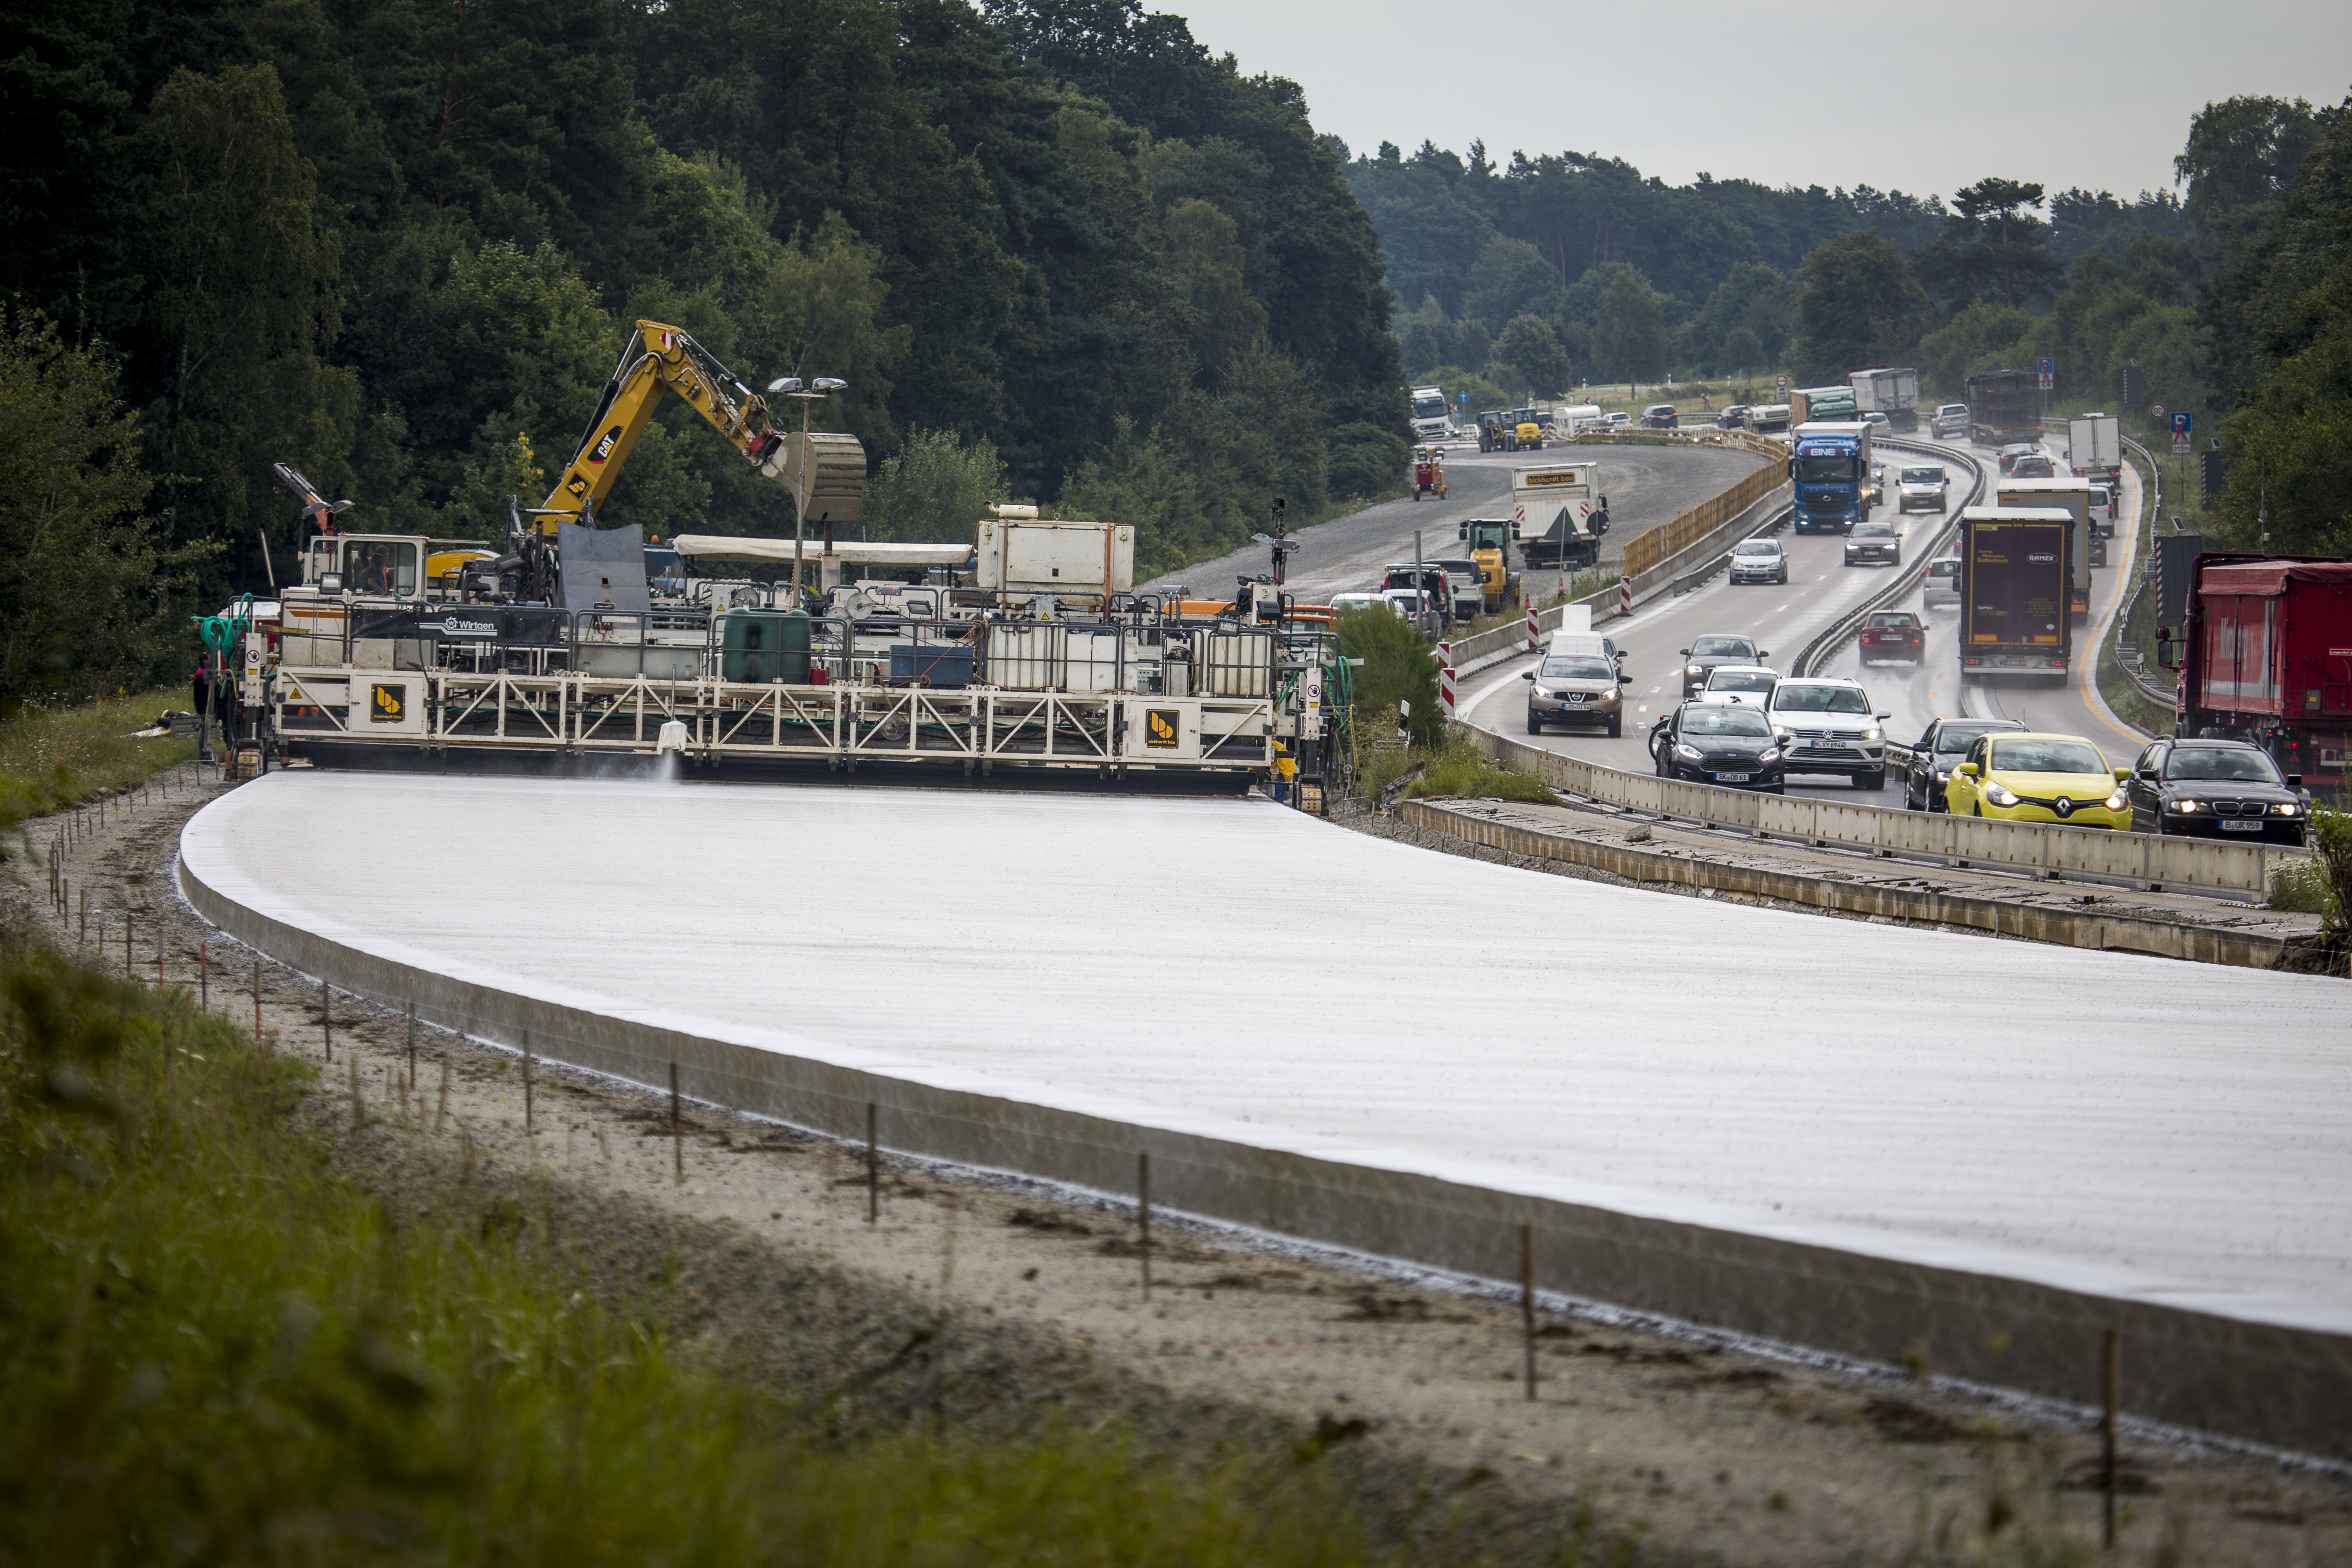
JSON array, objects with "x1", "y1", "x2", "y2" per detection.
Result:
[
  {"x1": 1715, "y1": 771, "x2": 1751, "y2": 783},
  {"x1": 2220, "y1": 820, "x2": 2262, "y2": 832},
  {"x1": 1808, "y1": 739, "x2": 1839, "y2": 749}
]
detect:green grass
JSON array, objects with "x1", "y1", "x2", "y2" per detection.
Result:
[
  {"x1": 0, "y1": 685, "x2": 197, "y2": 818},
  {"x1": 2269, "y1": 856, "x2": 2330, "y2": 913},
  {"x1": 0, "y1": 939, "x2": 1402, "y2": 1566},
  {"x1": 1404, "y1": 730, "x2": 1557, "y2": 805}
]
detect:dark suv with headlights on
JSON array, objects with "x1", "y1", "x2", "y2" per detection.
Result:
[
  {"x1": 1649, "y1": 701, "x2": 1786, "y2": 791},
  {"x1": 1898, "y1": 716, "x2": 2024, "y2": 811},
  {"x1": 1679, "y1": 634, "x2": 1767, "y2": 696},
  {"x1": 2122, "y1": 737, "x2": 2309, "y2": 844},
  {"x1": 1523, "y1": 648, "x2": 1631, "y2": 735}
]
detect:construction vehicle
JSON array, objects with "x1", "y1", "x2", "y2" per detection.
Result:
[
  {"x1": 1457, "y1": 518, "x2": 1521, "y2": 611},
  {"x1": 1511, "y1": 463, "x2": 1609, "y2": 569},
  {"x1": 1959, "y1": 507, "x2": 2073, "y2": 684},
  {"x1": 1410, "y1": 446, "x2": 1449, "y2": 500},
  {"x1": 2159, "y1": 553, "x2": 2352, "y2": 788}
]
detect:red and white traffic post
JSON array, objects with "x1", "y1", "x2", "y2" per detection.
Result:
[
  {"x1": 1619, "y1": 574, "x2": 1632, "y2": 617},
  {"x1": 1524, "y1": 591, "x2": 1538, "y2": 654},
  {"x1": 1438, "y1": 640, "x2": 1456, "y2": 720}
]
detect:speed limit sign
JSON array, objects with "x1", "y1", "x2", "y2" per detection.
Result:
[
  {"x1": 1775, "y1": 374, "x2": 1788, "y2": 391},
  {"x1": 2150, "y1": 402, "x2": 2165, "y2": 420}
]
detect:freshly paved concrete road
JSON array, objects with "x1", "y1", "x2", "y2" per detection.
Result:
[
  {"x1": 1141, "y1": 441, "x2": 1770, "y2": 604},
  {"x1": 184, "y1": 771, "x2": 2352, "y2": 1332}
]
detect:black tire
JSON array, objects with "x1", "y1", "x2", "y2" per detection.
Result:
[
  {"x1": 1526, "y1": 710, "x2": 1542, "y2": 735},
  {"x1": 1606, "y1": 717, "x2": 1621, "y2": 738}
]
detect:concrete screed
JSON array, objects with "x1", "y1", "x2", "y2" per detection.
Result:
[{"x1": 181, "y1": 771, "x2": 2351, "y2": 1343}]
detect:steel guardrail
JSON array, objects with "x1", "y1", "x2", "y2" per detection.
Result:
[{"x1": 2114, "y1": 431, "x2": 2178, "y2": 709}]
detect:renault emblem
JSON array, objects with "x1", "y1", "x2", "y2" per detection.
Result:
[{"x1": 2054, "y1": 797, "x2": 2073, "y2": 817}]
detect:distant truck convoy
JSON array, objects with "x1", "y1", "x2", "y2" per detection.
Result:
[
  {"x1": 1964, "y1": 369, "x2": 2041, "y2": 446},
  {"x1": 1789, "y1": 420, "x2": 1873, "y2": 533},
  {"x1": 1960, "y1": 507, "x2": 2074, "y2": 683},
  {"x1": 1510, "y1": 463, "x2": 1610, "y2": 569},
  {"x1": 2161, "y1": 553, "x2": 2352, "y2": 787},
  {"x1": 2066, "y1": 413, "x2": 2123, "y2": 490},
  {"x1": 1409, "y1": 385, "x2": 1451, "y2": 441},
  {"x1": 1848, "y1": 368, "x2": 1920, "y2": 432}
]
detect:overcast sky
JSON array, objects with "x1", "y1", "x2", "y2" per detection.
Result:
[{"x1": 1162, "y1": 1, "x2": 2351, "y2": 204}]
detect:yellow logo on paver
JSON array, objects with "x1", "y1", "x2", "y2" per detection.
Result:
[
  {"x1": 1144, "y1": 708, "x2": 1179, "y2": 747},
  {"x1": 370, "y1": 682, "x2": 406, "y2": 724}
]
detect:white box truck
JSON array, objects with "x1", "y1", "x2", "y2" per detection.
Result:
[
  {"x1": 2066, "y1": 413, "x2": 2123, "y2": 490},
  {"x1": 1849, "y1": 368, "x2": 1921, "y2": 432}
]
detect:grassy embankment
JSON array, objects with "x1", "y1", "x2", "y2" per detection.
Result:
[
  {"x1": 0, "y1": 934, "x2": 1399, "y2": 1565},
  {"x1": 0, "y1": 687, "x2": 199, "y2": 820}
]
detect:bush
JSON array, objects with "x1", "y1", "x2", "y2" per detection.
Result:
[
  {"x1": 1404, "y1": 728, "x2": 1555, "y2": 804},
  {"x1": 1337, "y1": 607, "x2": 1440, "y2": 748}
]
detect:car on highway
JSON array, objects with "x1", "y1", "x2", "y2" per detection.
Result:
[
  {"x1": 2086, "y1": 483, "x2": 2117, "y2": 534},
  {"x1": 1429, "y1": 557, "x2": 1488, "y2": 622},
  {"x1": 1728, "y1": 536, "x2": 1788, "y2": 584},
  {"x1": 1717, "y1": 405, "x2": 1750, "y2": 430},
  {"x1": 1648, "y1": 701, "x2": 1786, "y2": 791},
  {"x1": 1895, "y1": 465, "x2": 1949, "y2": 512},
  {"x1": 1923, "y1": 553, "x2": 1962, "y2": 609},
  {"x1": 1857, "y1": 610, "x2": 1924, "y2": 664},
  {"x1": 1763, "y1": 678, "x2": 1890, "y2": 789},
  {"x1": 1896, "y1": 716, "x2": 2024, "y2": 811},
  {"x1": 1690, "y1": 664, "x2": 1780, "y2": 706},
  {"x1": 1679, "y1": 634, "x2": 1768, "y2": 696},
  {"x1": 2009, "y1": 452, "x2": 2056, "y2": 478},
  {"x1": 1998, "y1": 443, "x2": 2038, "y2": 475},
  {"x1": 1602, "y1": 411, "x2": 1633, "y2": 429},
  {"x1": 1381, "y1": 564, "x2": 1455, "y2": 623},
  {"x1": 1328, "y1": 591, "x2": 1385, "y2": 617},
  {"x1": 1931, "y1": 403, "x2": 1970, "y2": 439},
  {"x1": 1547, "y1": 629, "x2": 1626, "y2": 675},
  {"x1": 2122, "y1": 737, "x2": 2309, "y2": 844},
  {"x1": 1858, "y1": 410, "x2": 1891, "y2": 432},
  {"x1": 1944, "y1": 732, "x2": 2129, "y2": 827},
  {"x1": 1378, "y1": 587, "x2": 1441, "y2": 637},
  {"x1": 1640, "y1": 403, "x2": 1679, "y2": 429},
  {"x1": 1843, "y1": 519, "x2": 1900, "y2": 567},
  {"x1": 1523, "y1": 648, "x2": 1629, "y2": 735}
]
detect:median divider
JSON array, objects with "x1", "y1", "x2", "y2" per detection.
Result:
[{"x1": 1449, "y1": 725, "x2": 2304, "y2": 898}]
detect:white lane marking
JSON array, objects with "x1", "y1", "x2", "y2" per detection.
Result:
[{"x1": 1775, "y1": 603, "x2": 1790, "y2": 612}]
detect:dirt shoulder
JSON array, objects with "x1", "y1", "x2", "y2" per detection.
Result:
[{"x1": 28, "y1": 777, "x2": 2352, "y2": 1566}]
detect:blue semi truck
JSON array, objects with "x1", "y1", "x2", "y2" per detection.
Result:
[{"x1": 1788, "y1": 420, "x2": 1873, "y2": 534}]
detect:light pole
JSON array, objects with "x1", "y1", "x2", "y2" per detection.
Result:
[{"x1": 766, "y1": 374, "x2": 847, "y2": 606}]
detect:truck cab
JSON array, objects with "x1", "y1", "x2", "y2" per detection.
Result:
[
  {"x1": 1409, "y1": 385, "x2": 1451, "y2": 441},
  {"x1": 299, "y1": 532, "x2": 494, "y2": 601},
  {"x1": 1788, "y1": 422, "x2": 1872, "y2": 533}
]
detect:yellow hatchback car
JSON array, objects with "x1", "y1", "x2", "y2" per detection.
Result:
[{"x1": 1945, "y1": 731, "x2": 2131, "y2": 828}]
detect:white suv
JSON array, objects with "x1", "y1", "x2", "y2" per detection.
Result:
[{"x1": 1765, "y1": 678, "x2": 1892, "y2": 789}]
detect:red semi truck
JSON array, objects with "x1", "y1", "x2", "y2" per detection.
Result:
[{"x1": 2161, "y1": 553, "x2": 2352, "y2": 787}]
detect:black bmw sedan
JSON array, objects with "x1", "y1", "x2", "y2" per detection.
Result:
[
  {"x1": 1649, "y1": 702, "x2": 1787, "y2": 791},
  {"x1": 2123, "y1": 737, "x2": 2310, "y2": 845}
]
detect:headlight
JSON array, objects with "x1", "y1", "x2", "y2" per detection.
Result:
[
  {"x1": 1758, "y1": 748, "x2": 1780, "y2": 763},
  {"x1": 1598, "y1": 687, "x2": 1619, "y2": 702},
  {"x1": 1675, "y1": 743, "x2": 1702, "y2": 761},
  {"x1": 2274, "y1": 803, "x2": 2301, "y2": 817},
  {"x1": 1687, "y1": 663, "x2": 1703, "y2": 676},
  {"x1": 1986, "y1": 782, "x2": 2021, "y2": 807},
  {"x1": 1934, "y1": 768, "x2": 1950, "y2": 781},
  {"x1": 2104, "y1": 790, "x2": 2128, "y2": 811},
  {"x1": 1531, "y1": 687, "x2": 1550, "y2": 700},
  {"x1": 1859, "y1": 727, "x2": 1882, "y2": 743},
  {"x1": 2171, "y1": 799, "x2": 2203, "y2": 813}
]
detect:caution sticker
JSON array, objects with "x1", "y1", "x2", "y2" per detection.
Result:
[
  {"x1": 1144, "y1": 708, "x2": 1180, "y2": 748},
  {"x1": 370, "y1": 682, "x2": 407, "y2": 724}
]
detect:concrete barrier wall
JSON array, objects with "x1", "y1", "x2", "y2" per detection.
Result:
[{"x1": 180, "y1": 838, "x2": 2352, "y2": 1459}]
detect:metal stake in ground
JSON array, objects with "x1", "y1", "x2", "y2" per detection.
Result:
[
  {"x1": 522, "y1": 1031, "x2": 534, "y2": 1134},
  {"x1": 321, "y1": 977, "x2": 331, "y2": 1062},
  {"x1": 200, "y1": 943, "x2": 208, "y2": 1011},
  {"x1": 406, "y1": 1002, "x2": 417, "y2": 1089},
  {"x1": 1139, "y1": 1152, "x2": 1152, "y2": 1302},
  {"x1": 252, "y1": 958, "x2": 261, "y2": 1042},
  {"x1": 1521, "y1": 1222, "x2": 1538, "y2": 1401},
  {"x1": 2102, "y1": 1328, "x2": 2122, "y2": 1548},
  {"x1": 670, "y1": 1063, "x2": 684, "y2": 1186},
  {"x1": 866, "y1": 1102, "x2": 879, "y2": 1225}
]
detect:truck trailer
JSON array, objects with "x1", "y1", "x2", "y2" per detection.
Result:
[
  {"x1": 1510, "y1": 463, "x2": 1610, "y2": 568},
  {"x1": 2162, "y1": 554, "x2": 2352, "y2": 788},
  {"x1": 1995, "y1": 477, "x2": 2098, "y2": 614},
  {"x1": 2066, "y1": 413, "x2": 2123, "y2": 490},
  {"x1": 1964, "y1": 369, "x2": 2040, "y2": 447},
  {"x1": 1792, "y1": 386, "x2": 1858, "y2": 425},
  {"x1": 1959, "y1": 506, "x2": 2073, "y2": 683},
  {"x1": 1848, "y1": 368, "x2": 1920, "y2": 432}
]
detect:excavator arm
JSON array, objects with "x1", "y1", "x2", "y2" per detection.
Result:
[{"x1": 537, "y1": 320, "x2": 786, "y2": 533}]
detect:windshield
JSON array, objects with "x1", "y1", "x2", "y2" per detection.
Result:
[
  {"x1": 1795, "y1": 453, "x2": 1856, "y2": 483},
  {"x1": 1706, "y1": 671, "x2": 1775, "y2": 693},
  {"x1": 1412, "y1": 394, "x2": 1447, "y2": 420},
  {"x1": 1540, "y1": 655, "x2": 1614, "y2": 681},
  {"x1": 1732, "y1": 540, "x2": 1777, "y2": 557},
  {"x1": 1928, "y1": 559, "x2": 1958, "y2": 576},
  {"x1": 1433, "y1": 559, "x2": 1476, "y2": 573},
  {"x1": 1691, "y1": 636, "x2": 1753, "y2": 658},
  {"x1": 1772, "y1": 684, "x2": 1870, "y2": 714},
  {"x1": 1934, "y1": 723, "x2": 2010, "y2": 755},
  {"x1": 1851, "y1": 523, "x2": 1892, "y2": 538},
  {"x1": 1867, "y1": 613, "x2": 1913, "y2": 628},
  {"x1": 1900, "y1": 468, "x2": 1942, "y2": 483},
  {"x1": 1990, "y1": 738, "x2": 2107, "y2": 774},
  {"x1": 1685, "y1": 708, "x2": 1772, "y2": 736},
  {"x1": 2165, "y1": 747, "x2": 2283, "y2": 783}
]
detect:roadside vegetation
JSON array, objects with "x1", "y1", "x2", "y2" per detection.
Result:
[
  {"x1": 0, "y1": 933, "x2": 1404, "y2": 1565},
  {"x1": 0, "y1": 687, "x2": 196, "y2": 819}
]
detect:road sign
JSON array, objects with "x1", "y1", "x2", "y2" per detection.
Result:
[
  {"x1": 2171, "y1": 409, "x2": 2192, "y2": 453},
  {"x1": 2151, "y1": 402, "x2": 2165, "y2": 421},
  {"x1": 2037, "y1": 356, "x2": 2054, "y2": 391},
  {"x1": 1775, "y1": 374, "x2": 1787, "y2": 391}
]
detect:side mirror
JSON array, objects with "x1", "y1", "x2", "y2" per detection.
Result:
[
  {"x1": 1618, "y1": 674, "x2": 1632, "y2": 684},
  {"x1": 318, "y1": 572, "x2": 344, "y2": 594},
  {"x1": 1678, "y1": 648, "x2": 1690, "y2": 657},
  {"x1": 2154, "y1": 630, "x2": 2177, "y2": 671},
  {"x1": 1774, "y1": 732, "x2": 1792, "y2": 746},
  {"x1": 1875, "y1": 712, "x2": 1891, "y2": 721},
  {"x1": 1520, "y1": 670, "x2": 1535, "y2": 681},
  {"x1": 2114, "y1": 768, "x2": 2133, "y2": 783},
  {"x1": 1757, "y1": 650, "x2": 1770, "y2": 660},
  {"x1": 1956, "y1": 763, "x2": 1980, "y2": 778}
]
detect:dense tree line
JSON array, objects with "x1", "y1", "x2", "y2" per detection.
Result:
[{"x1": 0, "y1": 0, "x2": 1407, "y2": 691}]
